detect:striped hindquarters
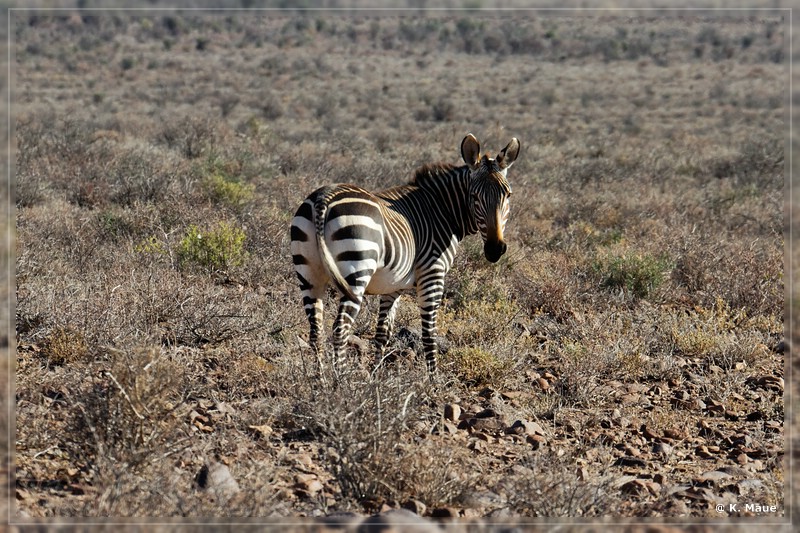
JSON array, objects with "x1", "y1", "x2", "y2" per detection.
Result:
[{"x1": 290, "y1": 184, "x2": 389, "y2": 301}]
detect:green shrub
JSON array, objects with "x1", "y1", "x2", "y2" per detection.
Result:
[
  {"x1": 594, "y1": 251, "x2": 673, "y2": 299},
  {"x1": 201, "y1": 172, "x2": 254, "y2": 208},
  {"x1": 135, "y1": 235, "x2": 168, "y2": 256},
  {"x1": 198, "y1": 153, "x2": 255, "y2": 209},
  {"x1": 177, "y1": 221, "x2": 247, "y2": 272}
]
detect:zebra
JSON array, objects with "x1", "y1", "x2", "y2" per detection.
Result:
[{"x1": 290, "y1": 133, "x2": 520, "y2": 373}]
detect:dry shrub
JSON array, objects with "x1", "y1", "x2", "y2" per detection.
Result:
[
  {"x1": 503, "y1": 444, "x2": 617, "y2": 517},
  {"x1": 441, "y1": 346, "x2": 509, "y2": 387},
  {"x1": 25, "y1": 345, "x2": 192, "y2": 516},
  {"x1": 66, "y1": 346, "x2": 185, "y2": 469},
  {"x1": 552, "y1": 340, "x2": 613, "y2": 408},
  {"x1": 511, "y1": 251, "x2": 578, "y2": 321},
  {"x1": 41, "y1": 325, "x2": 89, "y2": 365},
  {"x1": 158, "y1": 115, "x2": 224, "y2": 159},
  {"x1": 666, "y1": 299, "x2": 775, "y2": 370},
  {"x1": 673, "y1": 237, "x2": 783, "y2": 317},
  {"x1": 439, "y1": 296, "x2": 529, "y2": 389},
  {"x1": 274, "y1": 359, "x2": 475, "y2": 511}
]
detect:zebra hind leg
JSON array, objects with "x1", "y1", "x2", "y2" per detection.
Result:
[
  {"x1": 331, "y1": 294, "x2": 364, "y2": 375},
  {"x1": 300, "y1": 294, "x2": 328, "y2": 376},
  {"x1": 373, "y1": 292, "x2": 401, "y2": 368}
]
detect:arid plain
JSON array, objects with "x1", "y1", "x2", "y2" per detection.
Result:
[{"x1": 12, "y1": 10, "x2": 789, "y2": 524}]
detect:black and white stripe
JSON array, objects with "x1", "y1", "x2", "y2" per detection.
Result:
[{"x1": 290, "y1": 134, "x2": 521, "y2": 373}]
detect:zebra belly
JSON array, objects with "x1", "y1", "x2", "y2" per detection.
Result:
[{"x1": 365, "y1": 265, "x2": 415, "y2": 295}]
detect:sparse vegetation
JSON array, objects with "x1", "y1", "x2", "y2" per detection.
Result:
[
  {"x1": 594, "y1": 251, "x2": 673, "y2": 299},
  {"x1": 13, "y1": 8, "x2": 786, "y2": 524},
  {"x1": 177, "y1": 221, "x2": 249, "y2": 273}
]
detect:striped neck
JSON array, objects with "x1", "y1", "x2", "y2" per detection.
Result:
[{"x1": 409, "y1": 163, "x2": 478, "y2": 240}]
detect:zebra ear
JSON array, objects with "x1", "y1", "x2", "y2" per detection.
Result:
[
  {"x1": 497, "y1": 138, "x2": 521, "y2": 169},
  {"x1": 461, "y1": 134, "x2": 481, "y2": 168}
]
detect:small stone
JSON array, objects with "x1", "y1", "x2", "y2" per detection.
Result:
[
  {"x1": 736, "y1": 453, "x2": 749, "y2": 465},
  {"x1": 526, "y1": 434, "x2": 546, "y2": 449},
  {"x1": 431, "y1": 506, "x2": 458, "y2": 518},
  {"x1": 692, "y1": 398, "x2": 707, "y2": 410},
  {"x1": 444, "y1": 403, "x2": 461, "y2": 422},
  {"x1": 664, "y1": 427, "x2": 688, "y2": 440},
  {"x1": 695, "y1": 445, "x2": 715, "y2": 459},
  {"x1": 440, "y1": 421, "x2": 459, "y2": 435},
  {"x1": 697, "y1": 470, "x2": 732, "y2": 484},
  {"x1": 506, "y1": 419, "x2": 545, "y2": 437},
  {"x1": 248, "y1": 424, "x2": 273, "y2": 440},
  {"x1": 189, "y1": 410, "x2": 209, "y2": 424},
  {"x1": 653, "y1": 441, "x2": 673, "y2": 457},
  {"x1": 401, "y1": 499, "x2": 427, "y2": 516},
  {"x1": 613, "y1": 456, "x2": 647, "y2": 468},
  {"x1": 623, "y1": 445, "x2": 642, "y2": 458},
  {"x1": 196, "y1": 460, "x2": 240, "y2": 501},
  {"x1": 642, "y1": 480, "x2": 661, "y2": 496},
  {"x1": 641, "y1": 425, "x2": 661, "y2": 440}
]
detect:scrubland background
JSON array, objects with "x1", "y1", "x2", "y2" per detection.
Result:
[{"x1": 8, "y1": 2, "x2": 794, "y2": 528}]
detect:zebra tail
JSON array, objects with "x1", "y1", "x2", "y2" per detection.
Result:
[{"x1": 314, "y1": 200, "x2": 358, "y2": 301}]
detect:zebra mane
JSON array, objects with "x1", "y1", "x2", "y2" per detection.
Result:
[{"x1": 409, "y1": 162, "x2": 464, "y2": 188}]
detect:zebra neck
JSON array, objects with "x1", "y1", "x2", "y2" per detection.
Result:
[{"x1": 410, "y1": 164, "x2": 477, "y2": 241}]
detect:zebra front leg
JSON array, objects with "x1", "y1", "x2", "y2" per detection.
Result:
[
  {"x1": 332, "y1": 295, "x2": 363, "y2": 373},
  {"x1": 374, "y1": 292, "x2": 401, "y2": 367},
  {"x1": 417, "y1": 275, "x2": 445, "y2": 374}
]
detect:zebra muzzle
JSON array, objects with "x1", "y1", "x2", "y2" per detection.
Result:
[{"x1": 484, "y1": 240, "x2": 507, "y2": 263}]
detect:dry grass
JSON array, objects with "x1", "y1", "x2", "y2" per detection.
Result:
[{"x1": 12, "y1": 8, "x2": 787, "y2": 524}]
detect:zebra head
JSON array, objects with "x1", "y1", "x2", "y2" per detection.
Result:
[{"x1": 461, "y1": 134, "x2": 521, "y2": 263}]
